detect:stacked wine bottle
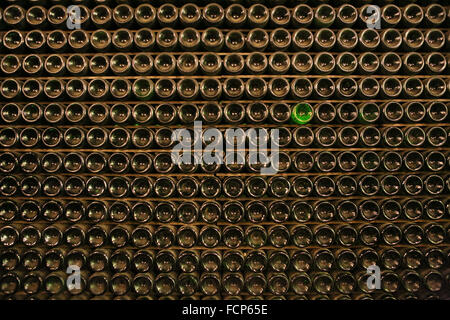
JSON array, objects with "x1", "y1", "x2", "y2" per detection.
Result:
[{"x1": 0, "y1": 0, "x2": 449, "y2": 300}]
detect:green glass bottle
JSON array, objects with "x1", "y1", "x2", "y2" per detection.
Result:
[
  {"x1": 133, "y1": 78, "x2": 154, "y2": 100},
  {"x1": 291, "y1": 103, "x2": 313, "y2": 125}
]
